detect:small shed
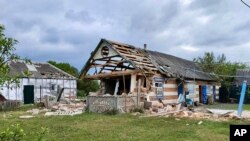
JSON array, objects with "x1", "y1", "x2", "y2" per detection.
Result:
[{"x1": 0, "y1": 61, "x2": 77, "y2": 103}]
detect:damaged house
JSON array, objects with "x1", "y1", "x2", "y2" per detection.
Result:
[
  {"x1": 80, "y1": 39, "x2": 219, "y2": 106},
  {"x1": 0, "y1": 61, "x2": 77, "y2": 104}
]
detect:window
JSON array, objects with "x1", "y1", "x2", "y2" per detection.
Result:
[
  {"x1": 155, "y1": 82, "x2": 163, "y2": 87},
  {"x1": 51, "y1": 84, "x2": 56, "y2": 91},
  {"x1": 155, "y1": 82, "x2": 164, "y2": 99},
  {"x1": 101, "y1": 46, "x2": 109, "y2": 57}
]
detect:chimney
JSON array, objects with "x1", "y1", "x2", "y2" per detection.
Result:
[{"x1": 144, "y1": 44, "x2": 147, "y2": 50}]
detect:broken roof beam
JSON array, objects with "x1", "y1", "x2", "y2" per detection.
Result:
[
  {"x1": 93, "y1": 55, "x2": 121, "y2": 61},
  {"x1": 84, "y1": 70, "x2": 139, "y2": 79},
  {"x1": 91, "y1": 64, "x2": 134, "y2": 70},
  {"x1": 91, "y1": 60, "x2": 130, "y2": 68}
]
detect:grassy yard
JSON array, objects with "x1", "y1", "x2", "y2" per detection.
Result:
[{"x1": 1, "y1": 107, "x2": 250, "y2": 141}]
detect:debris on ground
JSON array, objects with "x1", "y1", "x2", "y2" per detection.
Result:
[
  {"x1": 39, "y1": 87, "x2": 86, "y2": 116},
  {"x1": 198, "y1": 121, "x2": 203, "y2": 125},
  {"x1": 19, "y1": 115, "x2": 34, "y2": 119},
  {"x1": 22, "y1": 98, "x2": 86, "y2": 117},
  {"x1": 27, "y1": 109, "x2": 40, "y2": 115},
  {"x1": 138, "y1": 98, "x2": 250, "y2": 120},
  {"x1": 44, "y1": 100, "x2": 85, "y2": 116}
]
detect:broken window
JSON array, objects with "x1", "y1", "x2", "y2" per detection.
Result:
[
  {"x1": 51, "y1": 84, "x2": 56, "y2": 91},
  {"x1": 154, "y1": 77, "x2": 165, "y2": 100},
  {"x1": 155, "y1": 82, "x2": 164, "y2": 100}
]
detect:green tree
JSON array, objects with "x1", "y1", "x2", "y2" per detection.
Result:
[
  {"x1": 193, "y1": 52, "x2": 246, "y2": 85},
  {"x1": 77, "y1": 79, "x2": 100, "y2": 97},
  {"x1": 0, "y1": 24, "x2": 28, "y2": 85},
  {"x1": 48, "y1": 60, "x2": 79, "y2": 77}
]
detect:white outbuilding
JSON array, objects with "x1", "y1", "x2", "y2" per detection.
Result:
[{"x1": 0, "y1": 61, "x2": 77, "y2": 104}]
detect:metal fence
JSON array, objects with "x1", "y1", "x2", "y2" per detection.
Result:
[
  {"x1": 0, "y1": 101, "x2": 21, "y2": 111},
  {"x1": 87, "y1": 96, "x2": 138, "y2": 113}
]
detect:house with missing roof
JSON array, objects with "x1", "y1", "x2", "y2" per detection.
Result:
[
  {"x1": 80, "y1": 39, "x2": 220, "y2": 105},
  {"x1": 0, "y1": 61, "x2": 77, "y2": 104}
]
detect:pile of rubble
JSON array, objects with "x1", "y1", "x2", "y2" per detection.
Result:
[
  {"x1": 45, "y1": 100, "x2": 86, "y2": 116},
  {"x1": 19, "y1": 100, "x2": 86, "y2": 119},
  {"x1": 140, "y1": 100, "x2": 250, "y2": 120}
]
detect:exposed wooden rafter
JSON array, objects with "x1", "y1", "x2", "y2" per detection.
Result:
[{"x1": 85, "y1": 70, "x2": 139, "y2": 79}]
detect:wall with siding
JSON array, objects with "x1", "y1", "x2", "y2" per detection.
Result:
[
  {"x1": 0, "y1": 78, "x2": 77, "y2": 102},
  {"x1": 129, "y1": 74, "x2": 220, "y2": 104}
]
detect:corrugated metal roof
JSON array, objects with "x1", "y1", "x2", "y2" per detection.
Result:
[
  {"x1": 9, "y1": 61, "x2": 76, "y2": 79},
  {"x1": 235, "y1": 69, "x2": 250, "y2": 85},
  {"x1": 147, "y1": 50, "x2": 215, "y2": 80}
]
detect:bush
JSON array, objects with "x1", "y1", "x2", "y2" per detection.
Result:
[
  {"x1": 0, "y1": 124, "x2": 25, "y2": 141},
  {"x1": 0, "y1": 124, "x2": 49, "y2": 141},
  {"x1": 77, "y1": 79, "x2": 100, "y2": 97},
  {"x1": 77, "y1": 90, "x2": 88, "y2": 98},
  {"x1": 37, "y1": 127, "x2": 49, "y2": 141}
]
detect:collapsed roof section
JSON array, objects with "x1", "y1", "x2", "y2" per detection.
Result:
[
  {"x1": 80, "y1": 39, "x2": 157, "y2": 79},
  {"x1": 80, "y1": 39, "x2": 215, "y2": 81}
]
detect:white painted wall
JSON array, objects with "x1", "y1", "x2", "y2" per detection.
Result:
[
  {"x1": 0, "y1": 78, "x2": 77, "y2": 102},
  {"x1": 93, "y1": 42, "x2": 118, "y2": 60}
]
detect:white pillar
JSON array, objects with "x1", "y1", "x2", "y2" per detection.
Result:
[
  {"x1": 130, "y1": 74, "x2": 137, "y2": 93},
  {"x1": 114, "y1": 79, "x2": 119, "y2": 96}
]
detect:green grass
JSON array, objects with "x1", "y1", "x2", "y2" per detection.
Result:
[
  {"x1": 204, "y1": 103, "x2": 250, "y2": 110},
  {"x1": 1, "y1": 107, "x2": 250, "y2": 141}
]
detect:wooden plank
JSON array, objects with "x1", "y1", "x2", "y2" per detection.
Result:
[
  {"x1": 119, "y1": 52, "x2": 145, "y2": 59},
  {"x1": 84, "y1": 70, "x2": 139, "y2": 79},
  {"x1": 166, "y1": 95, "x2": 178, "y2": 100},
  {"x1": 164, "y1": 88, "x2": 178, "y2": 92},
  {"x1": 91, "y1": 61, "x2": 128, "y2": 68},
  {"x1": 113, "y1": 45, "x2": 135, "y2": 51},
  {"x1": 93, "y1": 55, "x2": 121, "y2": 61},
  {"x1": 165, "y1": 79, "x2": 177, "y2": 84}
]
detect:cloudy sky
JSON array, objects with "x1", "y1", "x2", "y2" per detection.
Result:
[{"x1": 1, "y1": 0, "x2": 250, "y2": 70}]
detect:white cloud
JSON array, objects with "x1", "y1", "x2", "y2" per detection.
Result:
[
  {"x1": 1, "y1": 0, "x2": 250, "y2": 69},
  {"x1": 181, "y1": 0, "x2": 193, "y2": 6},
  {"x1": 180, "y1": 45, "x2": 200, "y2": 52},
  {"x1": 197, "y1": 15, "x2": 212, "y2": 24}
]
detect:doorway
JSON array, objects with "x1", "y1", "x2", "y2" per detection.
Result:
[{"x1": 23, "y1": 85, "x2": 34, "y2": 104}]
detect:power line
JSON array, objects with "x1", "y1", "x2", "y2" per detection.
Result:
[{"x1": 241, "y1": 0, "x2": 250, "y2": 8}]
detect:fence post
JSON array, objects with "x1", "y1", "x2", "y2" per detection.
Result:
[{"x1": 237, "y1": 80, "x2": 247, "y2": 117}]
